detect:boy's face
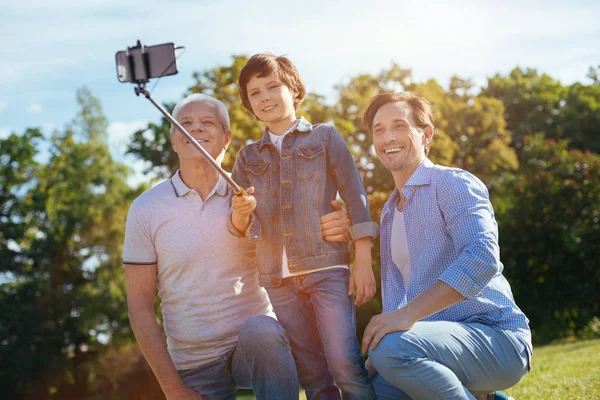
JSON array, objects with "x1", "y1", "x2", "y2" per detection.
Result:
[{"x1": 246, "y1": 73, "x2": 297, "y2": 126}]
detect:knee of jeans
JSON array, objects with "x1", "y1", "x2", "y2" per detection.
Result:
[
  {"x1": 369, "y1": 332, "x2": 423, "y2": 373},
  {"x1": 238, "y1": 315, "x2": 289, "y2": 351}
]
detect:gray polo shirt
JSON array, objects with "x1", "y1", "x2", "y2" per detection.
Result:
[{"x1": 123, "y1": 170, "x2": 274, "y2": 370}]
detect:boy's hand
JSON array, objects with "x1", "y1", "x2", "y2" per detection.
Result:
[
  {"x1": 349, "y1": 258, "x2": 376, "y2": 306},
  {"x1": 349, "y1": 237, "x2": 376, "y2": 306},
  {"x1": 231, "y1": 187, "x2": 256, "y2": 234}
]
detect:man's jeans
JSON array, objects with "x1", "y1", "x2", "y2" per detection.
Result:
[
  {"x1": 177, "y1": 315, "x2": 298, "y2": 400},
  {"x1": 266, "y1": 268, "x2": 375, "y2": 400},
  {"x1": 369, "y1": 321, "x2": 530, "y2": 400}
]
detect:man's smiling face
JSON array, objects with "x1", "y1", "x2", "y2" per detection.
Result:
[
  {"x1": 170, "y1": 100, "x2": 231, "y2": 163},
  {"x1": 372, "y1": 101, "x2": 431, "y2": 172}
]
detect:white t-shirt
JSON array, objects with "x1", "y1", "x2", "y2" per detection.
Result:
[
  {"x1": 123, "y1": 171, "x2": 274, "y2": 370},
  {"x1": 391, "y1": 209, "x2": 411, "y2": 286},
  {"x1": 268, "y1": 122, "x2": 349, "y2": 278}
]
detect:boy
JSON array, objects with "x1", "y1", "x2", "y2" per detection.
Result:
[{"x1": 228, "y1": 53, "x2": 377, "y2": 400}]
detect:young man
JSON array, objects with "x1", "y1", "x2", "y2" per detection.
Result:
[
  {"x1": 123, "y1": 93, "x2": 351, "y2": 400},
  {"x1": 361, "y1": 92, "x2": 531, "y2": 400}
]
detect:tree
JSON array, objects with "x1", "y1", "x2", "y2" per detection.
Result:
[
  {"x1": 0, "y1": 88, "x2": 137, "y2": 399},
  {"x1": 493, "y1": 135, "x2": 600, "y2": 343}
]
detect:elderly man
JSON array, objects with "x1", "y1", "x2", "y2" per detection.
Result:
[
  {"x1": 360, "y1": 92, "x2": 532, "y2": 400},
  {"x1": 123, "y1": 94, "x2": 349, "y2": 399}
]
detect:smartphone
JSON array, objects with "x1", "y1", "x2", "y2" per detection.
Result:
[{"x1": 115, "y1": 42, "x2": 178, "y2": 83}]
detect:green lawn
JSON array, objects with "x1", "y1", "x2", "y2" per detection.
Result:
[
  {"x1": 237, "y1": 339, "x2": 600, "y2": 399},
  {"x1": 506, "y1": 338, "x2": 600, "y2": 399}
]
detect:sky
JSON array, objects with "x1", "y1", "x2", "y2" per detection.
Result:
[{"x1": 1, "y1": 0, "x2": 599, "y2": 184}]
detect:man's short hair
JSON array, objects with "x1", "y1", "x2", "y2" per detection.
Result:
[
  {"x1": 238, "y1": 53, "x2": 307, "y2": 115},
  {"x1": 170, "y1": 93, "x2": 230, "y2": 133},
  {"x1": 362, "y1": 92, "x2": 434, "y2": 135}
]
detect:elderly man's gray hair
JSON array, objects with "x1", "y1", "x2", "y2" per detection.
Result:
[{"x1": 170, "y1": 93, "x2": 230, "y2": 133}]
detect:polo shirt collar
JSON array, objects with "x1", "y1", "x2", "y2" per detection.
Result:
[{"x1": 170, "y1": 169, "x2": 229, "y2": 198}]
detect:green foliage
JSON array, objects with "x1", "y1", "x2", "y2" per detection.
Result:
[
  {"x1": 483, "y1": 67, "x2": 600, "y2": 154},
  {"x1": 578, "y1": 317, "x2": 600, "y2": 340},
  {"x1": 127, "y1": 103, "x2": 179, "y2": 179},
  {"x1": 0, "y1": 88, "x2": 137, "y2": 398},
  {"x1": 493, "y1": 135, "x2": 600, "y2": 343}
]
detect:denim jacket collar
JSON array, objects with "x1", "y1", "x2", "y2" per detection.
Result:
[{"x1": 258, "y1": 116, "x2": 313, "y2": 150}]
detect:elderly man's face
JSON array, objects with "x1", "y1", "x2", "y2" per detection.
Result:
[
  {"x1": 170, "y1": 101, "x2": 231, "y2": 163},
  {"x1": 372, "y1": 101, "x2": 432, "y2": 172}
]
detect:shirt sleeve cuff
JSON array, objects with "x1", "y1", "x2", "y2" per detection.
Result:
[
  {"x1": 350, "y1": 221, "x2": 379, "y2": 240},
  {"x1": 227, "y1": 211, "x2": 262, "y2": 241},
  {"x1": 438, "y1": 269, "x2": 486, "y2": 300}
]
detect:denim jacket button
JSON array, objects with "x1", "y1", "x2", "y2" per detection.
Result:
[
  {"x1": 272, "y1": 244, "x2": 278, "y2": 251},
  {"x1": 270, "y1": 278, "x2": 278, "y2": 286},
  {"x1": 271, "y1": 191, "x2": 277, "y2": 198},
  {"x1": 271, "y1": 215, "x2": 278, "y2": 222}
]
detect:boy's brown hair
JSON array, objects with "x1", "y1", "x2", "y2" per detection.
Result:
[{"x1": 238, "y1": 53, "x2": 307, "y2": 115}]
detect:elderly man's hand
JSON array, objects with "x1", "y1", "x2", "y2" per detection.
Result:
[
  {"x1": 231, "y1": 187, "x2": 256, "y2": 234},
  {"x1": 361, "y1": 308, "x2": 416, "y2": 353},
  {"x1": 320, "y1": 200, "x2": 351, "y2": 242}
]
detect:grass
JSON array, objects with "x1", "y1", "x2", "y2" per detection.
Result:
[
  {"x1": 236, "y1": 339, "x2": 600, "y2": 399},
  {"x1": 506, "y1": 338, "x2": 600, "y2": 399}
]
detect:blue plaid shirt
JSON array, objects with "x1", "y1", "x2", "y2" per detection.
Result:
[{"x1": 380, "y1": 159, "x2": 532, "y2": 354}]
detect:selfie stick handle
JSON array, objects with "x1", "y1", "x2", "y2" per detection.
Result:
[{"x1": 135, "y1": 85, "x2": 246, "y2": 196}]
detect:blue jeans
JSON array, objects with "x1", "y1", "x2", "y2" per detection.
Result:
[
  {"x1": 369, "y1": 321, "x2": 530, "y2": 400},
  {"x1": 177, "y1": 315, "x2": 298, "y2": 399},
  {"x1": 266, "y1": 268, "x2": 375, "y2": 400}
]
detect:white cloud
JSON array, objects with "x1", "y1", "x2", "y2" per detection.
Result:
[
  {"x1": 28, "y1": 103, "x2": 43, "y2": 113},
  {"x1": 107, "y1": 120, "x2": 156, "y2": 187},
  {"x1": 0, "y1": 128, "x2": 11, "y2": 139},
  {"x1": 107, "y1": 120, "x2": 148, "y2": 156}
]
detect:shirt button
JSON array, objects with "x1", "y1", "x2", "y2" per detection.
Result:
[
  {"x1": 271, "y1": 191, "x2": 277, "y2": 198},
  {"x1": 271, "y1": 215, "x2": 278, "y2": 222},
  {"x1": 273, "y1": 244, "x2": 278, "y2": 251}
]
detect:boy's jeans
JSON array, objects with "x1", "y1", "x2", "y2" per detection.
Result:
[
  {"x1": 369, "y1": 321, "x2": 530, "y2": 400},
  {"x1": 266, "y1": 268, "x2": 375, "y2": 400},
  {"x1": 177, "y1": 315, "x2": 298, "y2": 400}
]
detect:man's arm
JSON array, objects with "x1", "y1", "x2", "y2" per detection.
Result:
[
  {"x1": 320, "y1": 200, "x2": 351, "y2": 242},
  {"x1": 125, "y1": 264, "x2": 202, "y2": 400},
  {"x1": 362, "y1": 281, "x2": 464, "y2": 352}
]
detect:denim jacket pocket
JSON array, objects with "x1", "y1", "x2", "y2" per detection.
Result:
[
  {"x1": 245, "y1": 163, "x2": 269, "y2": 194},
  {"x1": 295, "y1": 145, "x2": 325, "y2": 180}
]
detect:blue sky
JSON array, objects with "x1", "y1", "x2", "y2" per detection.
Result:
[{"x1": 1, "y1": 0, "x2": 599, "y2": 184}]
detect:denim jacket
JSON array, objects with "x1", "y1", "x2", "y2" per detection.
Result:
[{"x1": 228, "y1": 117, "x2": 379, "y2": 287}]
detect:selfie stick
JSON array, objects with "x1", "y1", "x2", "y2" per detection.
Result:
[{"x1": 127, "y1": 42, "x2": 246, "y2": 196}]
